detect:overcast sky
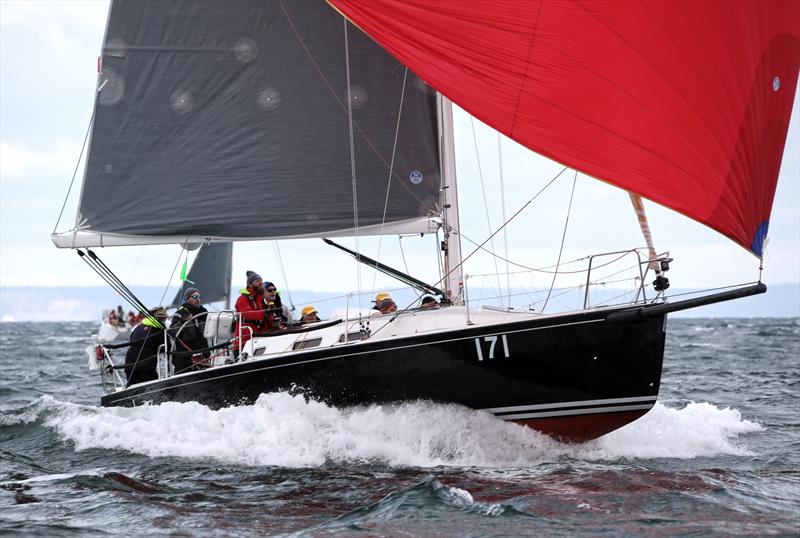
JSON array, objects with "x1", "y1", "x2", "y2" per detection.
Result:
[{"x1": 1, "y1": 1, "x2": 798, "y2": 305}]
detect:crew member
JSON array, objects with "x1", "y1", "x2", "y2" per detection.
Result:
[
  {"x1": 300, "y1": 305, "x2": 321, "y2": 323},
  {"x1": 420, "y1": 296, "x2": 439, "y2": 309},
  {"x1": 263, "y1": 282, "x2": 288, "y2": 325},
  {"x1": 124, "y1": 307, "x2": 168, "y2": 387},
  {"x1": 372, "y1": 292, "x2": 398, "y2": 314},
  {"x1": 171, "y1": 287, "x2": 209, "y2": 374},
  {"x1": 233, "y1": 271, "x2": 268, "y2": 359}
]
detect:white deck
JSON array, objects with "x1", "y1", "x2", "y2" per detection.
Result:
[{"x1": 241, "y1": 306, "x2": 544, "y2": 361}]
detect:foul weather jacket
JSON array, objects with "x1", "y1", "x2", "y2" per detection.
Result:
[
  {"x1": 124, "y1": 317, "x2": 165, "y2": 387},
  {"x1": 170, "y1": 302, "x2": 209, "y2": 374},
  {"x1": 233, "y1": 288, "x2": 268, "y2": 350}
]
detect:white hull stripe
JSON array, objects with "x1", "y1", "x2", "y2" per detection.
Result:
[
  {"x1": 482, "y1": 395, "x2": 657, "y2": 414},
  {"x1": 497, "y1": 403, "x2": 655, "y2": 421}
]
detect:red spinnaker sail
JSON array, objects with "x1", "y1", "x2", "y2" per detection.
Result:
[{"x1": 328, "y1": 0, "x2": 800, "y2": 256}]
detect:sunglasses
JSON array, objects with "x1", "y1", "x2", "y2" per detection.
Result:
[
  {"x1": 189, "y1": 294, "x2": 201, "y2": 299},
  {"x1": 266, "y1": 288, "x2": 277, "y2": 292}
]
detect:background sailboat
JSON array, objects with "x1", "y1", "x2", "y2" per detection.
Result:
[{"x1": 170, "y1": 242, "x2": 233, "y2": 309}]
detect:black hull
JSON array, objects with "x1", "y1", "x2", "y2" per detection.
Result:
[{"x1": 102, "y1": 307, "x2": 667, "y2": 442}]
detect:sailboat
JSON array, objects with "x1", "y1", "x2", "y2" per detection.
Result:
[
  {"x1": 53, "y1": 1, "x2": 798, "y2": 442},
  {"x1": 97, "y1": 308, "x2": 133, "y2": 342},
  {"x1": 169, "y1": 242, "x2": 234, "y2": 310}
]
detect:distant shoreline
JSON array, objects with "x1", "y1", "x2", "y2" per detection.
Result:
[{"x1": 2, "y1": 283, "x2": 798, "y2": 321}]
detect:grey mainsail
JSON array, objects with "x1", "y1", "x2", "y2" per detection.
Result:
[
  {"x1": 58, "y1": 0, "x2": 441, "y2": 247},
  {"x1": 170, "y1": 242, "x2": 233, "y2": 308}
]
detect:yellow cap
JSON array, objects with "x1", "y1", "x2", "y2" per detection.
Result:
[
  {"x1": 374, "y1": 292, "x2": 391, "y2": 303},
  {"x1": 301, "y1": 305, "x2": 317, "y2": 315}
]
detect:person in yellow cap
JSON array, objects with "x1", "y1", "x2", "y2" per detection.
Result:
[
  {"x1": 300, "y1": 305, "x2": 321, "y2": 323},
  {"x1": 373, "y1": 292, "x2": 397, "y2": 314}
]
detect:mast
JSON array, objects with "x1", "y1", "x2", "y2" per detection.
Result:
[{"x1": 439, "y1": 94, "x2": 463, "y2": 305}]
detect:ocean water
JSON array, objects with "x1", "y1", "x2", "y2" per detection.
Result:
[{"x1": 0, "y1": 319, "x2": 798, "y2": 536}]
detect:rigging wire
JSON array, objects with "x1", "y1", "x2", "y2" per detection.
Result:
[
  {"x1": 435, "y1": 166, "x2": 568, "y2": 294},
  {"x1": 398, "y1": 236, "x2": 411, "y2": 275},
  {"x1": 370, "y1": 67, "x2": 408, "y2": 296},
  {"x1": 369, "y1": 166, "x2": 569, "y2": 340},
  {"x1": 82, "y1": 257, "x2": 144, "y2": 319},
  {"x1": 159, "y1": 245, "x2": 189, "y2": 307},
  {"x1": 53, "y1": 106, "x2": 95, "y2": 233},
  {"x1": 82, "y1": 248, "x2": 194, "y2": 383},
  {"x1": 458, "y1": 232, "x2": 640, "y2": 275},
  {"x1": 79, "y1": 250, "x2": 163, "y2": 329},
  {"x1": 343, "y1": 19, "x2": 363, "y2": 313},
  {"x1": 397, "y1": 236, "x2": 424, "y2": 301},
  {"x1": 278, "y1": 1, "x2": 435, "y2": 214},
  {"x1": 471, "y1": 117, "x2": 504, "y2": 304},
  {"x1": 475, "y1": 248, "x2": 659, "y2": 311},
  {"x1": 465, "y1": 282, "x2": 580, "y2": 309},
  {"x1": 542, "y1": 171, "x2": 578, "y2": 312},
  {"x1": 532, "y1": 280, "x2": 763, "y2": 312},
  {"x1": 82, "y1": 250, "x2": 197, "y2": 356},
  {"x1": 273, "y1": 241, "x2": 295, "y2": 312}
]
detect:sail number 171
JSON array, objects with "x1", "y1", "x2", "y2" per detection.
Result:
[{"x1": 474, "y1": 334, "x2": 510, "y2": 361}]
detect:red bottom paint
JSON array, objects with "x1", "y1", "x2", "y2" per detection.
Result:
[{"x1": 514, "y1": 410, "x2": 649, "y2": 443}]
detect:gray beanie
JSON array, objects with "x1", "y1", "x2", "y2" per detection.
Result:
[
  {"x1": 184, "y1": 287, "x2": 200, "y2": 300},
  {"x1": 246, "y1": 270, "x2": 262, "y2": 286}
]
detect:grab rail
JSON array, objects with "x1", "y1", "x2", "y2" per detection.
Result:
[
  {"x1": 582, "y1": 248, "x2": 670, "y2": 309},
  {"x1": 583, "y1": 249, "x2": 644, "y2": 309}
]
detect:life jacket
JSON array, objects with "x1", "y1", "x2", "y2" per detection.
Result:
[
  {"x1": 142, "y1": 316, "x2": 164, "y2": 329},
  {"x1": 236, "y1": 289, "x2": 272, "y2": 330}
]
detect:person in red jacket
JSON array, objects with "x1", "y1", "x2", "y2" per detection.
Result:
[{"x1": 232, "y1": 271, "x2": 268, "y2": 359}]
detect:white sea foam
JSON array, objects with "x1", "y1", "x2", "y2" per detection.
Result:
[
  {"x1": 436, "y1": 483, "x2": 505, "y2": 516},
  {"x1": 0, "y1": 405, "x2": 40, "y2": 426},
  {"x1": 1, "y1": 471, "x2": 86, "y2": 485},
  {"x1": 40, "y1": 393, "x2": 763, "y2": 468},
  {"x1": 577, "y1": 401, "x2": 762, "y2": 460}
]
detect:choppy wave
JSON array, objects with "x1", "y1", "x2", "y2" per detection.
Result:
[
  {"x1": 13, "y1": 393, "x2": 762, "y2": 468},
  {"x1": 296, "y1": 477, "x2": 516, "y2": 536},
  {"x1": 2, "y1": 319, "x2": 798, "y2": 536}
]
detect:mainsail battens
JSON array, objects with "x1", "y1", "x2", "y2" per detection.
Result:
[
  {"x1": 69, "y1": 0, "x2": 441, "y2": 244},
  {"x1": 328, "y1": 0, "x2": 800, "y2": 256}
]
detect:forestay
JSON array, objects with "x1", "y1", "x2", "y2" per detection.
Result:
[
  {"x1": 328, "y1": 0, "x2": 800, "y2": 257},
  {"x1": 54, "y1": 0, "x2": 442, "y2": 248}
]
